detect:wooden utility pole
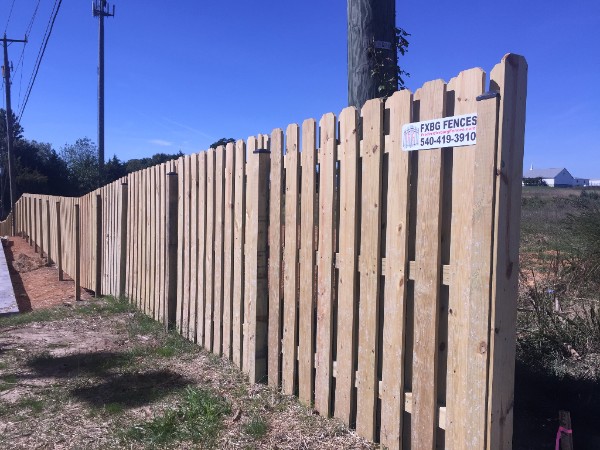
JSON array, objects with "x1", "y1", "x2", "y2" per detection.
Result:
[
  {"x1": 92, "y1": 0, "x2": 115, "y2": 186},
  {"x1": 2, "y1": 34, "x2": 27, "y2": 235},
  {"x1": 347, "y1": 0, "x2": 396, "y2": 109}
]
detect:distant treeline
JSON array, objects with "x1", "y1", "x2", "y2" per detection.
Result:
[{"x1": 0, "y1": 108, "x2": 182, "y2": 220}]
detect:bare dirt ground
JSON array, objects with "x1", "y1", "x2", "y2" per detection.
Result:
[
  {"x1": 4, "y1": 237, "x2": 92, "y2": 311},
  {"x1": 0, "y1": 238, "x2": 375, "y2": 449}
]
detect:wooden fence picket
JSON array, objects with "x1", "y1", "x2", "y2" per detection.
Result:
[
  {"x1": 298, "y1": 118, "x2": 317, "y2": 405},
  {"x1": 356, "y1": 98, "x2": 385, "y2": 441},
  {"x1": 0, "y1": 55, "x2": 526, "y2": 450},
  {"x1": 282, "y1": 123, "x2": 300, "y2": 396},
  {"x1": 334, "y1": 106, "x2": 360, "y2": 427},
  {"x1": 268, "y1": 128, "x2": 284, "y2": 387},
  {"x1": 314, "y1": 112, "x2": 337, "y2": 416}
]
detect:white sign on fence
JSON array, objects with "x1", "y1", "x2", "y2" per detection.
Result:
[{"x1": 402, "y1": 113, "x2": 477, "y2": 151}]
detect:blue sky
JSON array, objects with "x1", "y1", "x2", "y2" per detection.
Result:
[{"x1": 2, "y1": 0, "x2": 600, "y2": 177}]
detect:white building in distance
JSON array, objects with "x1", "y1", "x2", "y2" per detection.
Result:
[{"x1": 523, "y1": 167, "x2": 589, "y2": 187}]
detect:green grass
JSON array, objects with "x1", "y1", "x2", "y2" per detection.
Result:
[
  {"x1": 18, "y1": 396, "x2": 45, "y2": 413},
  {"x1": 125, "y1": 386, "x2": 230, "y2": 447},
  {"x1": 103, "y1": 402, "x2": 125, "y2": 415},
  {"x1": 0, "y1": 296, "x2": 135, "y2": 329},
  {"x1": 243, "y1": 415, "x2": 268, "y2": 439},
  {"x1": 0, "y1": 374, "x2": 17, "y2": 391}
]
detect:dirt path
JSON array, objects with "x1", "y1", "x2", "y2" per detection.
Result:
[{"x1": 3, "y1": 237, "x2": 92, "y2": 312}]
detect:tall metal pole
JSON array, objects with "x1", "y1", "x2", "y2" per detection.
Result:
[
  {"x1": 2, "y1": 34, "x2": 27, "y2": 235},
  {"x1": 93, "y1": 1, "x2": 115, "y2": 187}
]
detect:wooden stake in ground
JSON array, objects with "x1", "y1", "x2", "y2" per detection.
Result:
[{"x1": 558, "y1": 410, "x2": 573, "y2": 450}]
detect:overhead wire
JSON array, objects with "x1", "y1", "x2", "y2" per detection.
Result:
[
  {"x1": 4, "y1": 0, "x2": 17, "y2": 34},
  {"x1": 18, "y1": 0, "x2": 63, "y2": 120},
  {"x1": 15, "y1": 0, "x2": 43, "y2": 112}
]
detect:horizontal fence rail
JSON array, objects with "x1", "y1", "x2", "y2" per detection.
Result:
[{"x1": 2, "y1": 54, "x2": 527, "y2": 450}]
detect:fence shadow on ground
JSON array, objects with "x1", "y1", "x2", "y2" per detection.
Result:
[
  {"x1": 2, "y1": 240, "x2": 32, "y2": 313},
  {"x1": 25, "y1": 351, "x2": 191, "y2": 409}
]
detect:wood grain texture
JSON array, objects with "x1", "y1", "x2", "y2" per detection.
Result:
[
  {"x1": 445, "y1": 68, "x2": 488, "y2": 450},
  {"x1": 196, "y1": 152, "x2": 208, "y2": 345},
  {"x1": 487, "y1": 54, "x2": 528, "y2": 450},
  {"x1": 268, "y1": 129, "x2": 284, "y2": 387},
  {"x1": 243, "y1": 137, "x2": 257, "y2": 373},
  {"x1": 214, "y1": 146, "x2": 226, "y2": 355},
  {"x1": 223, "y1": 142, "x2": 236, "y2": 358},
  {"x1": 189, "y1": 155, "x2": 199, "y2": 341},
  {"x1": 411, "y1": 79, "x2": 446, "y2": 450},
  {"x1": 314, "y1": 113, "x2": 337, "y2": 416},
  {"x1": 204, "y1": 150, "x2": 216, "y2": 351},
  {"x1": 379, "y1": 89, "x2": 412, "y2": 450},
  {"x1": 334, "y1": 106, "x2": 360, "y2": 426},
  {"x1": 298, "y1": 118, "x2": 317, "y2": 405},
  {"x1": 282, "y1": 123, "x2": 300, "y2": 396},
  {"x1": 232, "y1": 140, "x2": 246, "y2": 367},
  {"x1": 356, "y1": 98, "x2": 384, "y2": 441},
  {"x1": 244, "y1": 140, "x2": 270, "y2": 382}
]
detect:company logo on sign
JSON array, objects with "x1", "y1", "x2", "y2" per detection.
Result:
[{"x1": 402, "y1": 125, "x2": 420, "y2": 150}]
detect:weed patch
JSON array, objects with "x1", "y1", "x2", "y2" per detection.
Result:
[
  {"x1": 244, "y1": 415, "x2": 268, "y2": 439},
  {"x1": 125, "y1": 386, "x2": 230, "y2": 447}
]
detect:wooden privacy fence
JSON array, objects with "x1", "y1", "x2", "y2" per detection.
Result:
[{"x1": 7, "y1": 54, "x2": 527, "y2": 449}]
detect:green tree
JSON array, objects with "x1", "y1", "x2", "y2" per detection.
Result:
[
  {"x1": 60, "y1": 138, "x2": 100, "y2": 195},
  {"x1": 125, "y1": 151, "x2": 183, "y2": 173},
  {"x1": 105, "y1": 155, "x2": 127, "y2": 183},
  {"x1": 210, "y1": 138, "x2": 235, "y2": 149}
]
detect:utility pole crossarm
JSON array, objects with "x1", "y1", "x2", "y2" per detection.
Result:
[{"x1": 2, "y1": 34, "x2": 28, "y2": 235}]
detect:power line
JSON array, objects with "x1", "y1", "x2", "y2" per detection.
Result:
[
  {"x1": 15, "y1": 0, "x2": 42, "y2": 111},
  {"x1": 26, "y1": 0, "x2": 42, "y2": 36},
  {"x1": 18, "y1": 0, "x2": 63, "y2": 120},
  {"x1": 4, "y1": 0, "x2": 17, "y2": 34}
]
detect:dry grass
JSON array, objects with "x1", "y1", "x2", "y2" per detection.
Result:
[{"x1": 0, "y1": 297, "x2": 374, "y2": 449}]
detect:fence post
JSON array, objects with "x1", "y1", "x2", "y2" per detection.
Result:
[
  {"x1": 38, "y1": 198, "x2": 44, "y2": 258},
  {"x1": 75, "y1": 204, "x2": 81, "y2": 301},
  {"x1": 95, "y1": 194, "x2": 102, "y2": 297},
  {"x1": 244, "y1": 145, "x2": 270, "y2": 383},
  {"x1": 164, "y1": 171, "x2": 179, "y2": 329},
  {"x1": 46, "y1": 200, "x2": 52, "y2": 264},
  {"x1": 119, "y1": 183, "x2": 129, "y2": 299},
  {"x1": 27, "y1": 197, "x2": 32, "y2": 245},
  {"x1": 56, "y1": 202, "x2": 63, "y2": 281},
  {"x1": 33, "y1": 198, "x2": 38, "y2": 252}
]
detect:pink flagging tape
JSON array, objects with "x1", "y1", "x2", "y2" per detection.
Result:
[{"x1": 555, "y1": 426, "x2": 573, "y2": 450}]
